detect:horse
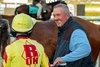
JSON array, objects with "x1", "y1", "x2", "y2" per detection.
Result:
[
  {"x1": 15, "y1": 3, "x2": 52, "y2": 21},
  {"x1": 0, "y1": 1, "x2": 100, "y2": 63},
  {"x1": 30, "y1": 20, "x2": 58, "y2": 62}
]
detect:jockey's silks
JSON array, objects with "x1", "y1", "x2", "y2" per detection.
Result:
[{"x1": 3, "y1": 36, "x2": 50, "y2": 67}]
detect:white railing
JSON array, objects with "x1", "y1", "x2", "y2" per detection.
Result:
[{"x1": 77, "y1": 16, "x2": 100, "y2": 21}]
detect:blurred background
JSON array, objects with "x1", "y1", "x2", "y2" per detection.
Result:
[{"x1": 0, "y1": 0, "x2": 100, "y2": 16}]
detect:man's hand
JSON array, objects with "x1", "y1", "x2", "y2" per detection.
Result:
[{"x1": 53, "y1": 57, "x2": 63, "y2": 66}]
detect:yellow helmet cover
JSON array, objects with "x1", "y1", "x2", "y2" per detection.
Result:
[{"x1": 12, "y1": 13, "x2": 34, "y2": 32}]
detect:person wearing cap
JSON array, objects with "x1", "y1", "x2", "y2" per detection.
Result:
[{"x1": 3, "y1": 13, "x2": 50, "y2": 67}]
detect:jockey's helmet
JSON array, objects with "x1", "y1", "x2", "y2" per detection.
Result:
[{"x1": 12, "y1": 13, "x2": 34, "y2": 32}]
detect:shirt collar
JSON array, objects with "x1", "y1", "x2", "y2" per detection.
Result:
[{"x1": 16, "y1": 35, "x2": 28, "y2": 40}]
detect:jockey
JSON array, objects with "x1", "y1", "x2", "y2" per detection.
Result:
[
  {"x1": 3, "y1": 13, "x2": 50, "y2": 67},
  {"x1": 33, "y1": 0, "x2": 43, "y2": 19}
]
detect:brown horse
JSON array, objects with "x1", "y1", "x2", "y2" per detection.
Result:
[
  {"x1": 30, "y1": 20, "x2": 58, "y2": 62},
  {"x1": 15, "y1": 4, "x2": 52, "y2": 21}
]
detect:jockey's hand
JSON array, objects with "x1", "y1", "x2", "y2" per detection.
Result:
[{"x1": 53, "y1": 57, "x2": 63, "y2": 66}]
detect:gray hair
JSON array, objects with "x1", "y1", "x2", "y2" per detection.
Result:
[{"x1": 53, "y1": 3, "x2": 70, "y2": 14}]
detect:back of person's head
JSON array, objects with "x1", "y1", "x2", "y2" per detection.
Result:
[{"x1": 12, "y1": 13, "x2": 34, "y2": 33}]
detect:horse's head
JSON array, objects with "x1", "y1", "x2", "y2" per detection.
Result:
[
  {"x1": 15, "y1": 4, "x2": 38, "y2": 19},
  {"x1": 15, "y1": 4, "x2": 52, "y2": 21},
  {"x1": 15, "y1": 4, "x2": 29, "y2": 15}
]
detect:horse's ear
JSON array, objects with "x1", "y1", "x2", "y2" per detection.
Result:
[{"x1": 29, "y1": 5, "x2": 38, "y2": 14}]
